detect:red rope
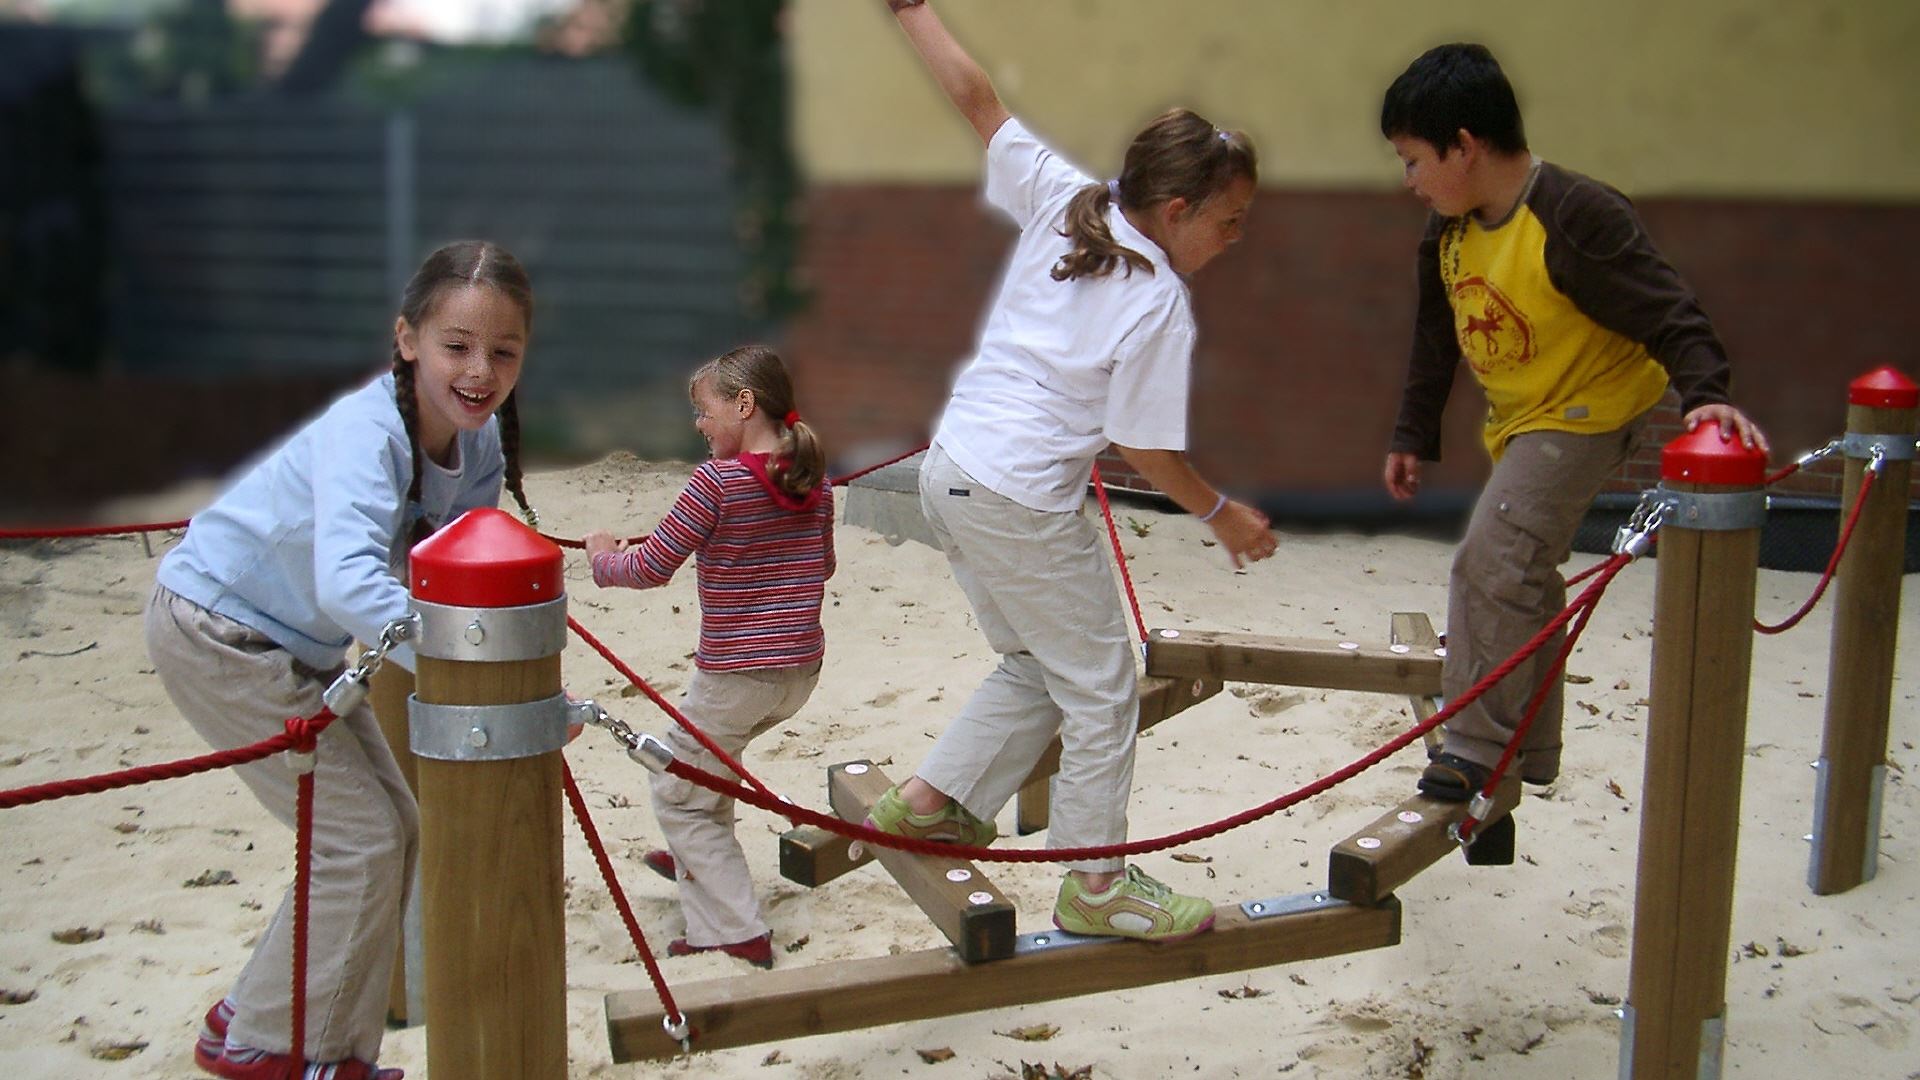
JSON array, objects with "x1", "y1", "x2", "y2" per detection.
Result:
[
  {"x1": 542, "y1": 444, "x2": 939, "y2": 550},
  {"x1": 0, "y1": 708, "x2": 337, "y2": 810},
  {"x1": 291, "y1": 770, "x2": 314, "y2": 1061},
  {"x1": 1090, "y1": 464, "x2": 1149, "y2": 644},
  {"x1": 0, "y1": 519, "x2": 189, "y2": 541},
  {"x1": 562, "y1": 761, "x2": 685, "y2": 1034},
  {"x1": 1755, "y1": 467, "x2": 1877, "y2": 635},
  {"x1": 1765, "y1": 461, "x2": 1801, "y2": 486},
  {"x1": 566, "y1": 616, "x2": 779, "y2": 803},
  {"x1": 625, "y1": 561, "x2": 1627, "y2": 865}
]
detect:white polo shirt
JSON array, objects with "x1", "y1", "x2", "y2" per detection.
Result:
[{"x1": 934, "y1": 117, "x2": 1196, "y2": 513}]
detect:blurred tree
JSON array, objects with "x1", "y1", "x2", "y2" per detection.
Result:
[
  {"x1": 625, "y1": 0, "x2": 806, "y2": 320},
  {"x1": 274, "y1": 0, "x2": 371, "y2": 95}
]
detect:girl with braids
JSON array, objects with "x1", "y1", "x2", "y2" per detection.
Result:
[
  {"x1": 144, "y1": 240, "x2": 534, "y2": 1080},
  {"x1": 583, "y1": 345, "x2": 833, "y2": 969},
  {"x1": 865, "y1": 1, "x2": 1275, "y2": 943}
]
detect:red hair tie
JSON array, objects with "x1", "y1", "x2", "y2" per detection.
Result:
[{"x1": 783, "y1": 410, "x2": 800, "y2": 427}]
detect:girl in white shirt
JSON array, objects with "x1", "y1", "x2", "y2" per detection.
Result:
[{"x1": 867, "y1": 0, "x2": 1277, "y2": 942}]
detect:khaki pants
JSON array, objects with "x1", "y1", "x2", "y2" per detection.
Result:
[
  {"x1": 916, "y1": 444, "x2": 1136, "y2": 874},
  {"x1": 144, "y1": 585, "x2": 415, "y2": 1064},
  {"x1": 1441, "y1": 415, "x2": 1649, "y2": 779},
  {"x1": 650, "y1": 663, "x2": 819, "y2": 947}
]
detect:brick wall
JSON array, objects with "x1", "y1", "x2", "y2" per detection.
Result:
[{"x1": 783, "y1": 185, "x2": 1920, "y2": 512}]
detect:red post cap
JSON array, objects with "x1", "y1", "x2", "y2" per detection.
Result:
[
  {"x1": 410, "y1": 508, "x2": 564, "y2": 608},
  {"x1": 1849, "y1": 366, "x2": 1919, "y2": 409},
  {"x1": 1660, "y1": 424, "x2": 1767, "y2": 486}
]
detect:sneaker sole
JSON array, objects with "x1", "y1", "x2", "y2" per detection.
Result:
[{"x1": 1050, "y1": 910, "x2": 1216, "y2": 944}]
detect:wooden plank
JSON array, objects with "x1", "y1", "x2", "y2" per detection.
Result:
[
  {"x1": 1144, "y1": 628, "x2": 1441, "y2": 695},
  {"x1": 826, "y1": 762, "x2": 1015, "y2": 964},
  {"x1": 1327, "y1": 775, "x2": 1521, "y2": 905},
  {"x1": 1390, "y1": 612, "x2": 1447, "y2": 753},
  {"x1": 606, "y1": 892, "x2": 1401, "y2": 1062},
  {"x1": 1015, "y1": 673, "x2": 1223, "y2": 834},
  {"x1": 789, "y1": 673, "x2": 1227, "y2": 874}
]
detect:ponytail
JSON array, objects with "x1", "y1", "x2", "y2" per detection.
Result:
[{"x1": 1052, "y1": 183, "x2": 1154, "y2": 283}]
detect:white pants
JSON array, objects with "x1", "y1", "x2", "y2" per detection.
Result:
[
  {"x1": 916, "y1": 444, "x2": 1136, "y2": 874},
  {"x1": 649, "y1": 663, "x2": 820, "y2": 946},
  {"x1": 144, "y1": 585, "x2": 414, "y2": 1064}
]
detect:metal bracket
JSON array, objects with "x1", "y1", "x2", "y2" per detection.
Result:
[
  {"x1": 1239, "y1": 890, "x2": 1347, "y2": 921},
  {"x1": 408, "y1": 692, "x2": 569, "y2": 761},
  {"x1": 1840, "y1": 431, "x2": 1919, "y2": 463},
  {"x1": 1651, "y1": 486, "x2": 1768, "y2": 532},
  {"x1": 1808, "y1": 758, "x2": 1885, "y2": 889},
  {"x1": 411, "y1": 596, "x2": 568, "y2": 662}
]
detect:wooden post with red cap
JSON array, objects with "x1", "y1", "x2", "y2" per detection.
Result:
[
  {"x1": 407, "y1": 508, "x2": 569, "y2": 1080},
  {"x1": 1621, "y1": 426, "x2": 1766, "y2": 1080},
  {"x1": 1810, "y1": 366, "x2": 1917, "y2": 895}
]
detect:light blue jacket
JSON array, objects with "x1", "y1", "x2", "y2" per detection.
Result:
[{"x1": 157, "y1": 372, "x2": 504, "y2": 673}]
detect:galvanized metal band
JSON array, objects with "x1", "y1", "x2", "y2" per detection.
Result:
[
  {"x1": 411, "y1": 596, "x2": 568, "y2": 662},
  {"x1": 1865, "y1": 763, "x2": 1886, "y2": 884},
  {"x1": 1807, "y1": 757, "x2": 1831, "y2": 893},
  {"x1": 1698, "y1": 1014, "x2": 1725, "y2": 1080},
  {"x1": 1654, "y1": 487, "x2": 1768, "y2": 532},
  {"x1": 1840, "y1": 431, "x2": 1919, "y2": 462},
  {"x1": 1617, "y1": 1002, "x2": 1635, "y2": 1080},
  {"x1": 408, "y1": 692, "x2": 569, "y2": 761}
]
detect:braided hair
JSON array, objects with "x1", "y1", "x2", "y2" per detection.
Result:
[{"x1": 390, "y1": 240, "x2": 536, "y2": 544}]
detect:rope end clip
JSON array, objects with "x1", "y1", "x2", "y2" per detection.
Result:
[
  {"x1": 322, "y1": 668, "x2": 370, "y2": 716},
  {"x1": 628, "y1": 733, "x2": 675, "y2": 774},
  {"x1": 662, "y1": 1012, "x2": 692, "y2": 1053}
]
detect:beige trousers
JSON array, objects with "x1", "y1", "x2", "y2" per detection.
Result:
[
  {"x1": 144, "y1": 585, "x2": 415, "y2": 1064},
  {"x1": 916, "y1": 444, "x2": 1137, "y2": 874},
  {"x1": 649, "y1": 663, "x2": 819, "y2": 947},
  {"x1": 1441, "y1": 415, "x2": 1649, "y2": 780}
]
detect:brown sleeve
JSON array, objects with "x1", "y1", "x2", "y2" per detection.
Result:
[
  {"x1": 1389, "y1": 214, "x2": 1462, "y2": 461},
  {"x1": 1537, "y1": 167, "x2": 1731, "y2": 413}
]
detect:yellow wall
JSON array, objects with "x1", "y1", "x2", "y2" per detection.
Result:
[{"x1": 792, "y1": 0, "x2": 1920, "y2": 199}]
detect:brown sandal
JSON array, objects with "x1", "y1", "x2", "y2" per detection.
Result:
[{"x1": 1419, "y1": 752, "x2": 1491, "y2": 802}]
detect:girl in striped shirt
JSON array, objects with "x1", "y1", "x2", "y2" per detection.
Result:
[{"x1": 583, "y1": 345, "x2": 833, "y2": 968}]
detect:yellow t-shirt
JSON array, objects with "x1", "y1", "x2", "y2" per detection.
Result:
[
  {"x1": 1437, "y1": 206, "x2": 1670, "y2": 458},
  {"x1": 1389, "y1": 162, "x2": 1732, "y2": 464}
]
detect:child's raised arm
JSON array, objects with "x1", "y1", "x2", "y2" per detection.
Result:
[{"x1": 886, "y1": 0, "x2": 1010, "y2": 146}]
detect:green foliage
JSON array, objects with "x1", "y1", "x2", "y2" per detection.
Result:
[
  {"x1": 624, "y1": 0, "x2": 806, "y2": 320},
  {"x1": 82, "y1": 0, "x2": 263, "y2": 104}
]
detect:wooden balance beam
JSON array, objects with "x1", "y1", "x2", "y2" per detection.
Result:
[
  {"x1": 1144, "y1": 627, "x2": 1441, "y2": 696},
  {"x1": 827, "y1": 761, "x2": 1017, "y2": 964},
  {"x1": 780, "y1": 672, "x2": 1222, "y2": 887},
  {"x1": 1328, "y1": 775, "x2": 1521, "y2": 905},
  {"x1": 605, "y1": 890, "x2": 1401, "y2": 1062},
  {"x1": 1388, "y1": 612, "x2": 1447, "y2": 754}
]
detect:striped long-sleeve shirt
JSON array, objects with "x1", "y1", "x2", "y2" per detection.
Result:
[{"x1": 591, "y1": 453, "x2": 834, "y2": 672}]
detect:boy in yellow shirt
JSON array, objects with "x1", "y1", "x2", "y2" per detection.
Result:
[{"x1": 1379, "y1": 43, "x2": 1769, "y2": 798}]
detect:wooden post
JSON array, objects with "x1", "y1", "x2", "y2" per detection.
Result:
[
  {"x1": 366, "y1": 661, "x2": 421, "y2": 1026},
  {"x1": 1622, "y1": 428, "x2": 1766, "y2": 1080},
  {"x1": 407, "y1": 508, "x2": 570, "y2": 1080},
  {"x1": 1810, "y1": 366, "x2": 1917, "y2": 895}
]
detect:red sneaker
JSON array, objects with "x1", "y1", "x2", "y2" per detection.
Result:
[
  {"x1": 641, "y1": 849, "x2": 679, "y2": 881},
  {"x1": 667, "y1": 932, "x2": 773, "y2": 969},
  {"x1": 195, "y1": 999, "x2": 236, "y2": 1071},
  {"x1": 197, "y1": 1045, "x2": 403, "y2": 1080}
]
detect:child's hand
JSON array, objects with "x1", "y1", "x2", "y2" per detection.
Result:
[
  {"x1": 582, "y1": 530, "x2": 623, "y2": 559},
  {"x1": 1683, "y1": 404, "x2": 1771, "y2": 455},
  {"x1": 1209, "y1": 500, "x2": 1277, "y2": 568},
  {"x1": 1383, "y1": 452, "x2": 1422, "y2": 501}
]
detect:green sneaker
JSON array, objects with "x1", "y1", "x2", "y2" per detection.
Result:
[
  {"x1": 864, "y1": 785, "x2": 997, "y2": 846},
  {"x1": 1052, "y1": 865, "x2": 1215, "y2": 942}
]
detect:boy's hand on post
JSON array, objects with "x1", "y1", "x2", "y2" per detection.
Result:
[
  {"x1": 1383, "y1": 452, "x2": 1421, "y2": 501},
  {"x1": 1211, "y1": 500, "x2": 1276, "y2": 568},
  {"x1": 1683, "y1": 404, "x2": 1771, "y2": 454}
]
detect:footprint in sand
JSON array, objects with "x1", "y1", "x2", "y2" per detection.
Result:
[{"x1": 1808, "y1": 993, "x2": 1908, "y2": 1049}]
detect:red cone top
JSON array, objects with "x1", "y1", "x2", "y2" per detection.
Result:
[
  {"x1": 410, "y1": 507, "x2": 564, "y2": 608},
  {"x1": 1849, "y1": 366, "x2": 1918, "y2": 409},
  {"x1": 1660, "y1": 424, "x2": 1767, "y2": 486}
]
